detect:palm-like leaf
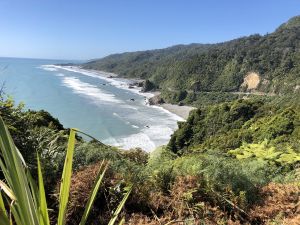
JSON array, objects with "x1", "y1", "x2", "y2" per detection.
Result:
[
  {"x1": 0, "y1": 117, "x2": 131, "y2": 225},
  {"x1": 0, "y1": 116, "x2": 39, "y2": 225},
  {"x1": 57, "y1": 128, "x2": 76, "y2": 225},
  {"x1": 108, "y1": 185, "x2": 132, "y2": 225}
]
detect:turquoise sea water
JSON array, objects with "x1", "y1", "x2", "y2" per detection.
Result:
[{"x1": 0, "y1": 57, "x2": 182, "y2": 151}]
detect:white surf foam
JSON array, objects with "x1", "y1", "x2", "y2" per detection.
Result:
[
  {"x1": 41, "y1": 64, "x2": 184, "y2": 151},
  {"x1": 61, "y1": 76, "x2": 122, "y2": 104},
  {"x1": 54, "y1": 66, "x2": 185, "y2": 121},
  {"x1": 48, "y1": 65, "x2": 155, "y2": 98},
  {"x1": 112, "y1": 125, "x2": 173, "y2": 152},
  {"x1": 113, "y1": 112, "x2": 122, "y2": 118},
  {"x1": 114, "y1": 132, "x2": 156, "y2": 152},
  {"x1": 39, "y1": 65, "x2": 58, "y2": 71}
]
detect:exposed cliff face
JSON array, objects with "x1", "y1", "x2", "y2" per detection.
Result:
[{"x1": 241, "y1": 72, "x2": 260, "y2": 91}]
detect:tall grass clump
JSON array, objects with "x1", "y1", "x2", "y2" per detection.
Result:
[{"x1": 0, "y1": 116, "x2": 131, "y2": 225}]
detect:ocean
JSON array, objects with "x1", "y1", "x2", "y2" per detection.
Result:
[{"x1": 0, "y1": 57, "x2": 182, "y2": 151}]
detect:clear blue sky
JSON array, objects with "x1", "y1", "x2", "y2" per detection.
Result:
[{"x1": 0, "y1": 0, "x2": 299, "y2": 60}]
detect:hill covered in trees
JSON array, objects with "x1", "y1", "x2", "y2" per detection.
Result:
[
  {"x1": 1, "y1": 94, "x2": 300, "y2": 224},
  {"x1": 82, "y1": 16, "x2": 300, "y2": 104}
]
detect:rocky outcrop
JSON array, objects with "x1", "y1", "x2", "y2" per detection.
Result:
[
  {"x1": 148, "y1": 95, "x2": 165, "y2": 105},
  {"x1": 141, "y1": 80, "x2": 155, "y2": 92},
  {"x1": 241, "y1": 72, "x2": 260, "y2": 91}
]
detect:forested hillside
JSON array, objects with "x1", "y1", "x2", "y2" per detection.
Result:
[
  {"x1": 82, "y1": 16, "x2": 300, "y2": 103},
  {"x1": 1, "y1": 78, "x2": 297, "y2": 223},
  {"x1": 1, "y1": 95, "x2": 299, "y2": 224},
  {"x1": 168, "y1": 97, "x2": 300, "y2": 155}
]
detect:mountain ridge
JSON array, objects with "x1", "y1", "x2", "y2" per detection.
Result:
[{"x1": 81, "y1": 16, "x2": 300, "y2": 104}]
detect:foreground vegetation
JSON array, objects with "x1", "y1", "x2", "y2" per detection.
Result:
[
  {"x1": 0, "y1": 115, "x2": 131, "y2": 225},
  {"x1": 0, "y1": 94, "x2": 299, "y2": 224}
]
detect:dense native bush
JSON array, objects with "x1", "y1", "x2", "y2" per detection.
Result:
[
  {"x1": 168, "y1": 98, "x2": 300, "y2": 156},
  {"x1": 1, "y1": 92, "x2": 300, "y2": 224},
  {"x1": 228, "y1": 142, "x2": 300, "y2": 171},
  {"x1": 168, "y1": 99, "x2": 264, "y2": 154},
  {"x1": 160, "y1": 89, "x2": 188, "y2": 104},
  {"x1": 0, "y1": 96, "x2": 69, "y2": 189},
  {"x1": 82, "y1": 16, "x2": 300, "y2": 105},
  {"x1": 64, "y1": 141, "x2": 298, "y2": 224}
]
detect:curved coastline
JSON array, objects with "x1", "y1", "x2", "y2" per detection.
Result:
[
  {"x1": 39, "y1": 64, "x2": 196, "y2": 151},
  {"x1": 50, "y1": 65, "x2": 193, "y2": 121}
]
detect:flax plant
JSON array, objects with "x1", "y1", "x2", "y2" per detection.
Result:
[{"x1": 0, "y1": 117, "x2": 131, "y2": 225}]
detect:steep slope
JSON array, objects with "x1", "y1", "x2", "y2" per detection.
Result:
[
  {"x1": 82, "y1": 16, "x2": 300, "y2": 98},
  {"x1": 168, "y1": 98, "x2": 300, "y2": 155},
  {"x1": 82, "y1": 43, "x2": 212, "y2": 79}
]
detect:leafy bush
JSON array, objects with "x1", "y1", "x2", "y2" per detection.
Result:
[
  {"x1": 168, "y1": 99, "x2": 263, "y2": 154},
  {"x1": 229, "y1": 141, "x2": 300, "y2": 167}
]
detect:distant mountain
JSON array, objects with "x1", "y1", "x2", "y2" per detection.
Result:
[{"x1": 82, "y1": 16, "x2": 300, "y2": 103}]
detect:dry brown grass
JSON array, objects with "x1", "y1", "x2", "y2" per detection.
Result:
[
  {"x1": 250, "y1": 183, "x2": 300, "y2": 224},
  {"x1": 55, "y1": 165, "x2": 300, "y2": 225},
  {"x1": 66, "y1": 163, "x2": 102, "y2": 223},
  {"x1": 127, "y1": 179, "x2": 300, "y2": 225},
  {"x1": 127, "y1": 176, "x2": 238, "y2": 225},
  {"x1": 55, "y1": 161, "x2": 118, "y2": 225}
]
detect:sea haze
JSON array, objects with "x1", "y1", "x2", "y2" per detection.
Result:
[{"x1": 0, "y1": 57, "x2": 183, "y2": 151}]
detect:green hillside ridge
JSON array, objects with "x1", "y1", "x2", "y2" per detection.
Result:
[
  {"x1": 168, "y1": 97, "x2": 300, "y2": 156},
  {"x1": 82, "y1": 16, "x2": 300, "y2": 105}
]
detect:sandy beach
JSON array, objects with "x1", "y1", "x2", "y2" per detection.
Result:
[
  {"x1": 160, "y1": 103, "x2": 195, "y2": 120},
  {"x1": 57, "y1": 65, "x2": 196, "y2": 120},
  {"x1": 86, "y1": 67, "x2": 196, "y2": 120}
]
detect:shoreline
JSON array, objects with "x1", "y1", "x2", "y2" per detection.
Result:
[
  {"x1": 53, "y1": 65, "x2": 195, "y2": 120},
  {"x1": 159, "y1": 103, "x2": 195, "y2": 120}
]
